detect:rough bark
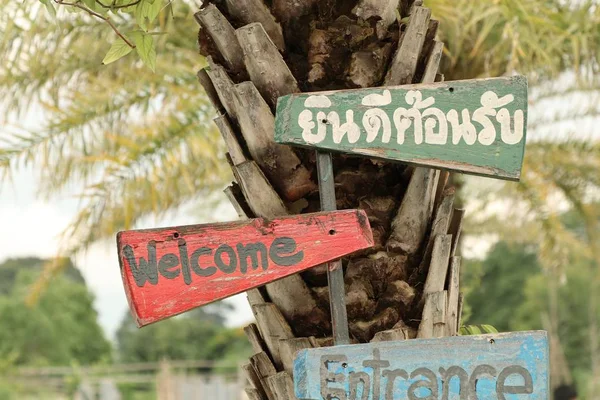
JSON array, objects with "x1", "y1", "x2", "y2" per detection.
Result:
[{"x1": 195, "y1": 2, "x2": 465, "y2": 397}]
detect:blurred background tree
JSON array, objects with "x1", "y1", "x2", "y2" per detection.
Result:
[
  {"x1": 0, "y1": 0, "x2": 599, "y2": 397},
  {"x1": 116, "y1": 302, "x2": 252, "y2": 372},
  {"x1": 0, "y1": 257, "x2": 111, "y2": 366}
]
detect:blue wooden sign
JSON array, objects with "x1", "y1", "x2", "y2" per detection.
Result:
[{"x1": 294, "y1": 331, "x2": 549, "y2": 400}]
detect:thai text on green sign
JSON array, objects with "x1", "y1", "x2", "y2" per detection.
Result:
[{"x1": 275, "y1": 76, "x2": 528, "y2": 180}]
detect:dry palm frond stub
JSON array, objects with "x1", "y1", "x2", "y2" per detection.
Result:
[{"x1": 195, "y1": 1, "x2": 462, "y2": 398}]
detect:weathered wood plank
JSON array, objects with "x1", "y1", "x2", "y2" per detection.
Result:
[
  {"x1": 264, "y1": 372, "x2": 296, "y2": 400},
  {"x1": 449, "y1": 208, "x2": 465, "y2": 257},
  {"x1": 245, "y1": 323, "x2": 268, "y2": 355},
  {"x1": 214, "y1": 115, "x2": 247, "y2": 165},
  {"x1": 252, "y1": 303, "x2": 294, "y2": 370},
  {"x1": 250, "y1": 352, "x2": 277, "y2": 400},
  {"x1": 275, "y1": 76, "x2": 528, "y2": 180},
  {"x1": 418, "y1": 290, "x2": 447, "y2": 338},
  {"x1": 247, "y1": 288, "x2": 266, "y2": 307},
  {"x1": 206, "y1": 63, "x2": 239, "y2": 122},
  {"x1": 278, "y1": 338, "x2": 313, "y2": 377},
  {"x1": 223, "y1": 183, "x2": 253, "y2": 220},
  {"x1": 370, "y1": 326, "x2": 414, "y2": 342},
  {"x1": 245, "y1": 388, "x2": 263, "y2": 400},
  {"x1": 232, "y1": 160, "x2": 288, "y2": 218},
  {"x1": 117, "y1": 210, "x2": 374, "y2": 326},
  {"x1": 422, "y1": 40, "x2": 444, "y2": 84},
  {"x1": 235, "y1": 82, "x2": 316, "y2": 202},
  {"x1": 411, "y1": 189, "x2": 455, "y2": 282},
  {"x1": 387, "y1": 168, "x2": 439, "y2": 254},
  {"x1": 422, "y1": 234, "x2": 453, "y2": 297},
  {"x1": 457, "y1": 292, "x2": 465, "y2": 331},
  {"x1": 250, "y1": 351, "x2": 277, "y2": 379},
  {"x1": 236, "y1": 23, "x2": 300, "y2": 109},
  {"x1": 243, "y1": 363, "x2": 268, "y2": 400},
  {"x1": 294, "y1": 331, "x2": 550, "y2": 399},
  {"x1": 194, "y1": 5, "x2": 245, "y2": 74},
  {"x1": 447, "y1": 256, "x2": 461, "y2": 336},
  {"x1": 245, "y1": 388, "x2": 262, "y2": 400},
  {"x1": 197, "y1": 68, "x2": 224, "y2": 113},
  {"x1": 225, "y1": 0, "x2": 285, "y2": 52},
  {"x1": 384, "y1": 6, "x2": 431, "y2": 85}
]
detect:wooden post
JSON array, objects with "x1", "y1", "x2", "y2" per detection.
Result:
[{"x1": 317, "y1": 152, "x2": 351, "y2": 345}]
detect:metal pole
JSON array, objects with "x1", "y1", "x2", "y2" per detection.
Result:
[{"x1": 316, "y1": 151, "x2": 350, "y2": 345}]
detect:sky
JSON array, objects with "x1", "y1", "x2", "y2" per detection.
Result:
[{"x1": 0, "y1": 166, "x2": 254, "y2": 341}]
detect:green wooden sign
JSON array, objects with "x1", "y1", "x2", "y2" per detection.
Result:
[{"x1": 275, "y1": 76, "x2": 528, "y2": 181}]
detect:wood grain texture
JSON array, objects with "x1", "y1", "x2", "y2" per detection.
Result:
[
  {"x1": 223, "y1": 184, "x2": 253, "y2": 220},
  {"x1": 275, "y1": 76, "x2": 528, "y2": 180},
  {"x1": 236, "y1": 23, "x2": 299, "y2": 109},
  {"x1": 446, "y1": 256, "x2": 461, "y2": 336},
  {"x1": 225, "y1": 0, "x2": 285, "y2": 52},
  {"x1": 293, "y1": 331, "x2": 550, "y2": 400},
  {"x1": 214, "y1": 114, "x2": 247, "y2": 165},
  {"x1": 244, "y1": 323, "x2": 267, "y2": 355},
  {"x1": 449, "y1": 208, "x2": 465, "y2": 257},
  {"x1": 206, "y1": 62, "x2": 238, "y2": 122},
  {"x1": 196, "y1": 69, "x2": 224, "y2": 113},
  {"x1": 245, "y1": 388, "x2": 263, "y2": 400},
  {"x1": 234, "y1": 82, "x2": 316, "y2": 202},
  {"x1": 385, "y1": 6, "x2": 431, "y2": 85},
  {"x1": 252, "y1": 303, "x2": 294, "y2": 370},
  {"x1": 265, "y1": 372, "x2": 296, "y2": 400},
  {"x1": 243, "y1": 363, "x2": 268, "y2": 400},
  {"x1": 279, "y1": 338, "x2": 313, "y2": 377},
  {"x1": 422, "y1": 234, "x2": 452, "y2": 297},
  {"x1": 387, "y1": 168, "x2": 438, "y2": 254},
  {"x1": 194, "y1": 5, "x2": 245, "y2": 74},
  {"x1": 232, "y1": 160, "x2": 288, "y2": 218},
  {"x1": 117, "y1": 210, "x2": 374, "y2": 326}
]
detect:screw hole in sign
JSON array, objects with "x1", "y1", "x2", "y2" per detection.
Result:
[
  {"x1": 489, "y1": 338, "x2": 495, "y2": 344},
  {"x1": 173, "y1": 232, "x2": 180, "y2": 239},
  {"x1": 449, "y1": 87, "x2": 455, "y2": 93},
  {"x1": 329, "y1": 229, "x2": 336, "y2": 235}
]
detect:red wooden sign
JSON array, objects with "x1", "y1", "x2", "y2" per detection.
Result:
[{"x1": 118, "y1": 210, "x2": 373, "y2": 327}]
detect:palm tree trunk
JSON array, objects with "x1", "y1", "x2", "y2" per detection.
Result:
[{"x1": 195, "y1": 1, "x2": 462, "y2": 398}]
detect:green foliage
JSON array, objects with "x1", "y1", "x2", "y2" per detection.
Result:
[
  {"x1": 462, "y1": 242, "x2": 541, "y2": 332},
  {"x1": 431, "y1": 0, "x2": 600, "y2": 83},
  {"x1": 34, "y1": 0, "x2": 168, "y2": 69},
  {"x1": 0, "y1": 0, "x2": 229, "y2": 275},
  {"x1": 459, "y1": 325, "x2": 499, "y2": 335},
  {"x1": 116, "y1": 301, "x2": 251, "y2": 365},
  {"x1": 0, "y1": 258, "x2": 111, "y2": 366},
  {"x1": 463, "y1": 240, "x2": 600, "y2": 395},
  {"x1": 0, "y1": 257, "x2": 84, "y2": 295},
  {"x1": 103, "y1": 38, "x2": 135, "y2": 65}
]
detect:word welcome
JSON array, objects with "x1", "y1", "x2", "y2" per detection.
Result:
[
  {"x1": 117, "y1": 210, "x2": 374, "y2": 327},
  {"x1": 123, "y1": 237, "x2": 303, "y2": 287},
  {"x1": 276, "y1": 76, "x2": 528, "y2": 180},
  {"x1": 294, "y1": 331, "x2": 549, "y2": 400}
]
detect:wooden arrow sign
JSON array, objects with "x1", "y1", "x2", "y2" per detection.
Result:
[
  {"x1": 275, "y1": 76, "x2": 528, "y2": 181},
  {"x1": 294, "y1": 331, "x2": 549, "y2": 399},
  {"x1": 117, "y1": 210, "x2": 374, "y2": 327}
]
